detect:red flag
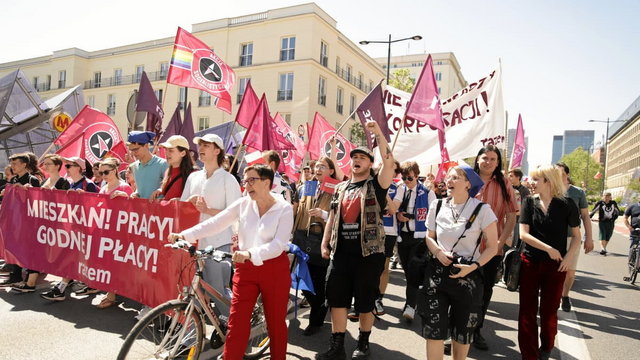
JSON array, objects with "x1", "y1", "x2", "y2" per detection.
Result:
[
  {"x1": 356, "y1": 80, "x2": 390, "y2": 149},
  {"x1": 320, "y1": 176, "x2": 342, "y2": 194},
  {"x1": 405, "y1": 55, "x2": 445, "y2": 131},
  {"x1": 307, "y1": 112, "x2": 355, "y2": 175},
  {"x1": 235, "y1": 81, "x2": 259, "y2": 128},
  {"x1": 510, "y1": 114, "x2": 526, "y2": 169},
  {"x1": 594, "y1": 171, "x2": 602, "y2": 180},
  {"x1": 54, "y1": 106, "x2": 127, "y2": 165},
  {"x1": 272, "y1": 113, "x2": 305, "y2": 182},
  {"x1": 136, "y1": 71, "x2": 164, "y2": 133},
  {"x1": 242, "y1": 95, "x2": 295, "y2": 152},
  {"x1": 167, "y1": 27, "x2": 235, "y2": 114}
]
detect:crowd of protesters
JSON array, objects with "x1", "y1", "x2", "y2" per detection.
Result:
[{"x1": 1, "y1": 120, "x2": 630, "y2": 360}]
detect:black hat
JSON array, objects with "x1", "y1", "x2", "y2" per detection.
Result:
[{"x1": 350, "y1": 146, "x2": 374, "y2": 162}]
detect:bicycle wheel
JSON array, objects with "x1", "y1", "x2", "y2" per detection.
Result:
[
  {"x1": 243, "y1": 299, "x2": 270, "y2": 359},
  {"x1": 117, "y1": 300, "x2": 204, "y2": 360}
]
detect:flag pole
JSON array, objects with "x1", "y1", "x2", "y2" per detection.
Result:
[
  {"x1": 390, "y1": 115, "x2": 406, "y2": 152},
  {"x1": 229, "y1": 144, "x2": 244, "y2": 173}
]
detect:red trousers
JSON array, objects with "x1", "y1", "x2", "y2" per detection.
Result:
[
  {"x1": 223, "y1": 252, "x2": 291, "y2": 360},
  {"x1": 518, "y1": 255, "x2": 566, "y2": 360}
]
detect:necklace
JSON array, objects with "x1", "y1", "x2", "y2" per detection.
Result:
[{"x1": 449, "y1": 197, "x2": 470, "y2": 223}]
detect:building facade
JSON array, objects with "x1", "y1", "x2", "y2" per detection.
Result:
[
  {"x1": 563, "y1": 130, "x2": 594, "y2": 156},
  {"x1": 374, "y1": 53, "x2": 467, "y2": 99},
  {"x1": 606, "y1": 94, "x2": 640, "y2": 198},
  {"x1": 0, "y1": 3, "x2": 385, "y2": 143},
  {"x1": 552, "y1": 135, "x2": 563, "y2": 164}
]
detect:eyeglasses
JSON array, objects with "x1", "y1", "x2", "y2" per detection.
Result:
[
  {"x1": 316, "y1": 165, "x2": 327, "y2": 170},
  {"x1": 402, "y1": 176, "x2": 414, "y2": 181},
  {"x1": 98, "y1": 169, "x2": 113, "y2": 176},
  {"x1": 240, "y1": 177, "x2": 263, "y2": 186},
  {"x1": 65, "y1": 164, "x2": 79, "y2": 169}
]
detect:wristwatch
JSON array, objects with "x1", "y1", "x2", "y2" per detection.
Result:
[{"x1": 471, "y1": 261, "x2": 481, "y2": 269}]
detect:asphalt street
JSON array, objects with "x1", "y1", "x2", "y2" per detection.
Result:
[{"x1": 1, "y1": 220, "x2": 638, "y2": 359}]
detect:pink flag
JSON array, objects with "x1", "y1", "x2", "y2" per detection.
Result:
[
  {"x1": 405, "y1": 55, "x2": 445, "y2": 131},
  {"x1": 510, "y1": 114, "x2": 526, "y2": 169},
  {"x1": 272, "y1": 113, "x2": 305, "y2": 182},
  {"x1": 307, "y1": 112, "x2": 355, "y2": 175},
  {"x1": 242, "y1": 95, "x2": 295, "y2": 152},
  {"x1": 235, "y1": 81, "x2": 259, "y2": 128}
]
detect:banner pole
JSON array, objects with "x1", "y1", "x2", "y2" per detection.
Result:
[
  {"x1": 229, "y1": 144, "x2": 245, "y2": 172},
  {"x1": 390, "y1": 115, "x2": 405, "y2": 152}
]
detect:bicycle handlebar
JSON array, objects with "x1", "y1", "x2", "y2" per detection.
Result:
[{"x1": 164, "y1": 241, "x2": 232, "y2": 262}]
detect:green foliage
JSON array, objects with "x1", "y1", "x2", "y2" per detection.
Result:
[
  {"x1": 388, "y1": 69, "x2": 415, "y2": 92},
  {"x1": 350, "y1": 122, "x2": 366, "y2": 146},
  {"x1": 628, "y1": 178, "x2": 640, "y2": 203},
  {"x1": 559, "y1": 147, "x2": 603, "y2": 197}
]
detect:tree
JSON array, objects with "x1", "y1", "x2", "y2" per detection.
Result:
[
  {"x1": 388, "y1": 68, "x2": 415, "y2": 92},
  {"x1": 350, "y1": 122, "x2": 366, "y2": 146},
  {"x1": 559, "y1": 147, "x2": 603, "y2": 196}
]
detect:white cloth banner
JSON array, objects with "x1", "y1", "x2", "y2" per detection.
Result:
[{"x1": 383, "y1": 66, "x2": 505, "y2": 165}]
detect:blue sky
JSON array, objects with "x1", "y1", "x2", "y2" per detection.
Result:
[{"x1": 2, "y1": 0, "x2": 639, "y2": 169}]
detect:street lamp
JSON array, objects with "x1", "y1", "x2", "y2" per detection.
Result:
[
  {"x1": 359, "y1": 34, "x2": 423, "y2": 84},
  {"x1": 588, "y1": 118, "x2": 627, "y2": 193}
]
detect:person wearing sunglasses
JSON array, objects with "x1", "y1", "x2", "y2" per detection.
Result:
[
  {"x1": 98, "y1": 158, "x2": 132, "y2": 198},
  {"x1": 392, "y1": 161, "x2": 437, "y2": 322},
  {"x1": 169, "y1": 164, "x2": 293, "y2": 360}
]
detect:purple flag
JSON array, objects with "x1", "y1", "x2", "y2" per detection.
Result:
[
  {"x1": 158, "y1": 104, "x2": 183, "y2": 143},
  {"x1": 510, "y1": 114, "x2": 526, "y2": 169},
  {"x1": 136, "y1": 71, "x2": 164, "y2": 133},
  {"x1": 356, "y1": 80, "x2": 390, "y2": 149},
  {"x1": 180, "y1": 102, "x2": 198, "y2": 159},
  {"x1": 405, "y1": 55, "x2": 445, "y2": 131}
]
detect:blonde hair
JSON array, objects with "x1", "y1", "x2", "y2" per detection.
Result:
[
  {"x1": 530, "y1": 165, "x2": 565, "y2": 199},
  {"x1": 100, "y1": 157, "x2": 120, "y2": 169}
]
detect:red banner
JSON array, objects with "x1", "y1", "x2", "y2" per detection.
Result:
[{"x1": 0, "y1": 186, "x2": 200, "y2": 307}]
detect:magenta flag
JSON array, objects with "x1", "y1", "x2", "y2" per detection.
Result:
[
  {"x1": 510, "y1": 114, "x2": 526, "y2": 169},
  {"x1": 405, "y1": 55, "x2": 445, "y2": 131},
  {"x1": 356, "y1": 80, "x2": 390, "y2": 149},
  {"x1": 137, "y1": 71, "x2": 165, "y2": 134},
  {"x1": 235, "y1": 81, "x2": 259, "y2": 128},
  {"x1": 242, "y1": 95, "x2": 295, "y2": 151}
]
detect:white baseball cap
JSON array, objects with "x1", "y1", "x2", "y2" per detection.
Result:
[{"x1": 193, "y1": 133, "x2": 224, "y2": 150}]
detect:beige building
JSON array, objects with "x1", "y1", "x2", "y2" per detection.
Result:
[
  {"x1": 606, "y1": 94, "x2": 640, "y2": 198},
  {"x1": 0, "y1": 3, "x2": 384, "y2": 144},
  {"x1": 374, "y1": 53, "x2": 467, "y2": 99}
]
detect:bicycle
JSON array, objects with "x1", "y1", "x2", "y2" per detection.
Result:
[
  {"x1": 117, "y1": 241, "x2": 270, "y2": 360},
  {"x1": 623, "y1": 229, "x2": 640, "y2": 285}
]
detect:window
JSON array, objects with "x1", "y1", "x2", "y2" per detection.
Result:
[
  {"x1": 107, "y1": 94, "x2": 116, "y2": 115},
  {"x1": 178, "y1": 88, "x2": 186, "y2": 109},
  {"x1": 33, "y1": 76, "x2": 39, "y2": 89},
  {"x1": 435, "y1": 72, "x2": 442, "y2": 81},
  {"x1": 280, "y1": 36, "x2": 295, "y2": 61},
  {"x1": 160, "y1": 62, "x2": 169, "y2": 79},
  {"x1": 46, "y1": 75, "x2": 51, "y2": 91},
  {"x1": 281, "y1": 113, "x2": 292, "y2": 126},
  {"x1": 114, "y1": 69, "x2": 122, "y2": 86},
  {"x1": 336, "y1": 87, "x2": 343, "y2": 114},
  {"x1": 199, "y1": 90, "x2": 211, "y2": 107},
  {"x1": 237, "y1": 77, "x2": 250, "y2": 104},
  {"x1": 278, "y1": 73, "x2": 294, "y2": 101},
  {"x1": 154, "y1": 89, "x2": 163, "y2": 104},
  {"x1": 320, "y1": 41, "x2": 328, "y2": 67},
  {"x1": 318, "y1": 76, "x2": 326, "y2": 106},
  {"x1": 240, "y1": 43, "x2": 253, "y2": 66},
  {"x1": 87, "y1": 96, "x2": 95, "y2": 108},
  {"x1": 369, "y1": 80, "x2": 374, "y2": 92},
  {"x1": 346, "y1": 65, "x2": 352, "y2": 82},
  {"x1": 135, "y1": 65, "x2": 144, "y2": 82},
  {"x1": 357, "y1": 73, "x2": 363, "y2": 90},
  {"x1": 336, "y1": 57, "x2": 341, "y2": 74},
  {"x1": 58, "y1": 70, "x2": 66, "y2": 89},
  {"x1": 349, "y1": 94, "x2": 356, "y2": 119},
  {"x1": 198, "y1": 117, "x2": 210, "y2": 131},
  {"x1": 94, "y1": 72, "x2": 101, "y2": 88}
]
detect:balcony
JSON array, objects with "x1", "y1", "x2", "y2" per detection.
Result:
[
  {"x1": 83, "y1": 70, "x2": 168, "y2": 89},
  {"x1": 334, "y1": 66, "x2": 363, "y2": 91},
  {"x1": 320, "y1": 55, "x2": 328, "y2": 67},
  {"x1": 277, "y1": 90, "x2": 293, "y2": 101},
  {"x1": 34, "y1": 83, "x2": 51, "y2": 92},
  {"x1": 58, "y1": 80, "x2": 66, "y2": 89},
  {"x1": 107, "y1": 106, "x2": 116, "y2": 115},
  {"x1": 336, "y1": 104, "x2": 343, "y2": 114}
]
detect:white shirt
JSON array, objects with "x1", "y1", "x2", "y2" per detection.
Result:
[
  {"x1": 394, "y1": 184, "x2": 437, "y2": 232},
  {"x1": 181, "y1": 195, "x2": 293, "y2": 266},
  {"x1": 181, "y1": 167, "x2": 242, "y2": 248},
  {"x1": 427, "y1": 197, "x2": 497, "y2": 261}
]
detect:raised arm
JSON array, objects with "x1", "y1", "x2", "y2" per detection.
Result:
[{"x1": 367, "y1": 121, "x2": 394, "y2": 188}]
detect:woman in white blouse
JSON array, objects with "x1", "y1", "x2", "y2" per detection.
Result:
[{"x1": 169, "y1": 164, "x2": 293, "y2": 360}]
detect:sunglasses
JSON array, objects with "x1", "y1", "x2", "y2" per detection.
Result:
[
  {"x1": 65, "y1": 164, "x2": 79, "y2": 169},
  {"x1": 240, "y1": 177, "x2": 263, "y2": 186},
  {"x1": 98, "y1": 169, "x2": 113, "y2": 176},
  {"x1": 402, "y1": 176, "x2": 414, "y2": 181}
]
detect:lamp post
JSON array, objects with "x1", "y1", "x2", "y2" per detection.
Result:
[
  {"x1": 359, "y1": 34, "x2": 423, "y2": 84},
  {"x1": 588, "y1": 118, "x2": 627, "y2": 193}
]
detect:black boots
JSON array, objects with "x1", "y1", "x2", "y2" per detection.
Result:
[
  {"x1": 351, "y1": 330, "x2": 371, "y2": 359},
  {"x1": 316, "y1": 332, "x2": 346, "y2": 360}
]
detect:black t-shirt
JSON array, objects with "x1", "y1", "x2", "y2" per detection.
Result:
[
  {"x1": 515, "y1": 184, "x2": 530, "y2": 199},
  {"x1": 52, "y1": 177, "x2": 71, "y2": 190},
  {"x1": 520, "y1": 196, "x2": 580, "y2": 261},
  {"x1": 10, "y1": 172, "x2": 41, "y2": 187},
  {"x1": 335, "y1": 177, "x2": 388, "y2": 254},
  {"x1": 625, "y1": 203, "x2": 640, "y2": 229}
]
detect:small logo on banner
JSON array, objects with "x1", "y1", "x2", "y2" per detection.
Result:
[{"x1": 191, "y1": 49, "x2": 233, "y2": 94}]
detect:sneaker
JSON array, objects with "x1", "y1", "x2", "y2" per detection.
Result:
[
  {"x1": 600, "y1": 249, "x2": 607, "y2": 256},
  {"x1": 402, "y1": 305, "x2": 415, "y2": 322},
  {"x1": 561, "y1": 296, "x2": 572, "y2": 312},
  {"x1": 373, "y1": 299, "x2": 385, "y2": 316},
  {"x1": 41, "y1": 287, "x2": 66, "y2": 301},
  {"x1": 539, "y1": 347, "x2": 551, "y2": 360},
  {"x1": 0, "y1": 275, "x2": 23, "y2": 287},
  {"x1": 347, "y1": 310, "x2": 359, "y2": 322},
  {"x1": 473, "y1": 329, "x2": 489, "y2": 350},
  {"x1": 74, "y1": 286, "x2": 100, "y2": 295},
  {"x1": 316, "y1": 332, "x2": 346, "y2": 360},
  {"x1": 11, "y1": 283, "x2": 35, "y2": 293},
  {"x1": 0, "y1": 265, "x2": 12, "y2": 276}
]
